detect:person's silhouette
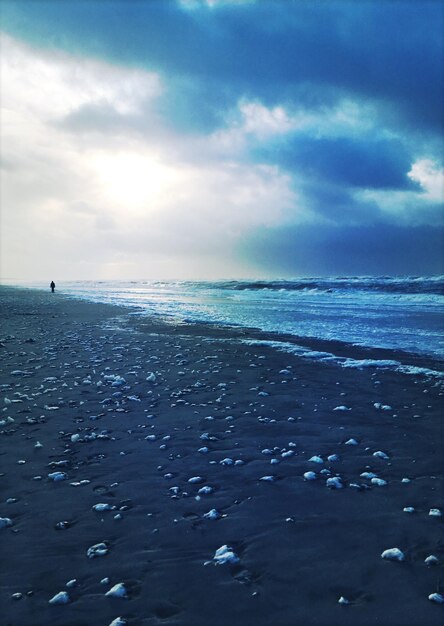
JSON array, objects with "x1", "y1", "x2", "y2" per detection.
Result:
[{"x1": 50, "y1": 281, "x2": 55, "y2": 293}]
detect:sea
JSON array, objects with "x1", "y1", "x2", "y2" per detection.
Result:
[{"x1": 7, "y1": 276, "x2": 444, "y2": 375}]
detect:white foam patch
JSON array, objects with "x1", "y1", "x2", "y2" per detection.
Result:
[
  {"x1": 341, "y1": 358, "x2": 400, "y2": 369},
  {"x1": 381, "y1": 548, "x2": 405, "y2": 561},
  {"x1": 241, "y1": 340, "x2": 444, "y2": 379},
  {"x1": 49, "y1": 591, "x2": 70, "y2": 605},
  {"x1": 213, "y1": 545, "x2": 240, "y2": 565},
  {"x1": 105, "y1": 583, "x2": 128, "y2": 598}
]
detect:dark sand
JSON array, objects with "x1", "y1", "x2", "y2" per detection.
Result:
[{"x1": 0, "y1": 286, "x2": 443, "y2": 626}]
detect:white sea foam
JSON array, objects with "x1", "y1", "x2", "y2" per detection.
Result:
[
  {"x1": 213, "y1": 545, "x2": 239, "y2": 565},
  {"x1": 49, "y1": 591, "x2": 70, "y2": 605},
  {"x1": 0, "y1": 517, "x2": 13, "y2": 529},
  {"x1": 242, "y1": 339, "x2": 443, "y2": 379},
  {"x1": 303, "y1": 471, "x2": 317, "y2": 480},
  {"x1": 428, "y1": 593, "x2": 444, "y2": 604},
  {"x1": 105, "y1": 583, "x2": 128, "y2": 598},
  {"x1": 381, "y1": 548, "x2": 405, "y2": 561},
  {"x1": 87, "y1": 542, "x2": 109, "y2": 558}
]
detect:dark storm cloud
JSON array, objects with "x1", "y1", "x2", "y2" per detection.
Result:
[
  {"x1": 255, "y1": 136, "x2": 418, "y2": 190},
  {"x1": 1, "y1": 0, "x2": 442, "y2": 134},
  {"x1": 297, "y1": 184, "x2": 378, "y2": 223},
  {"x1": 241, "y1": 222, "x2": 444, "y2": 276}
]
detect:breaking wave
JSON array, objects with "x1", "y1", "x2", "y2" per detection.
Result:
[{"x1": 216, "y1": 276, "x2": 444, "y2": 295}]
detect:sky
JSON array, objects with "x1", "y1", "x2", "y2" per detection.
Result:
[{"x1": 0, "y1": 0, "x2": 443, "y2": 280}]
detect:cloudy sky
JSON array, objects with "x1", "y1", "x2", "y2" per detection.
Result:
[{"x1": 1, "y1": 0, "x2": 443, "y2": 280}]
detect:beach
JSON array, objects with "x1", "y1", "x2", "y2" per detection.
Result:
[{"x1": 0, "y1": 285, "x2": 443, "y2": 626}]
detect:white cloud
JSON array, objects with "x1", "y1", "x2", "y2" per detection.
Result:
[
  {"x1": 209, "y1": 97, "x2": 378, "y2": 157},
  {"x1": 0, "y1": 33, "x2": 300, "y2": 280},
  {"x1": 408, "y1": 159, "x2": 444, "y2": 202},
  {"x1": 0, "y1": 33, "x2": 162, "y2": 119},
  {"x1": 240, "y1": 101, "x2": 296, "y2": 137}
]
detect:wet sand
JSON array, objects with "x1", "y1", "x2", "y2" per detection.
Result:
[{"x1": 0, "y1": 285, "x2": 443, "y2": 626}]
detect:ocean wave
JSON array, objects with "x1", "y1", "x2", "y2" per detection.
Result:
[
  {"x1": 215, "y1": 277, "x2": 444, "y2": 296},
  {"x1": 14, "y1": 277, "x2": 442, "y2": 360}
]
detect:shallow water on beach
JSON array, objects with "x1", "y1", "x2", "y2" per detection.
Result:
[{"x1": 8, "y1": 276, "x2": 444, "y2": 362}]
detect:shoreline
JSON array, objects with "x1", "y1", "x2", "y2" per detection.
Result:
[
  {"x1": 9, "y1": 284, "x2": 442, "y2": 376},
  {"x1": 1, "y1": 286, "x2": 443, "y2": 626},
  {"x1": 4, "y1": 282, "x2": 443, "y2": 371}
]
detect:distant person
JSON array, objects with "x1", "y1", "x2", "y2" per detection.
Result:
[{"x1": 50, "y1": 281, "x2": 55, "y2": 293}]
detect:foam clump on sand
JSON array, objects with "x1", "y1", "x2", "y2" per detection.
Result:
[
  {"x1": 429, "y1": 508, "x2": 442, "y2": 517},
  {"x1": 203, "y1": 509, "x2": 222, "y2": 520},
  {"x1": 327, "y1": 454, "x2": 339, "y2": 462},
  {"x1": 428, "y1": 593, "x2": 444, "y2": 604},
  {"x1": 0, "y1": 517, "x2": 13, "y2": 529},
  {"x1": 381, "y1": 548, "x2": 405, "y2": 561},
  {"x1": 425, "y1": 555, "x2": 439, "y2": 565},
  {"x1": 87, "y1": 542, "x2": 109, "y2": 558},
  {"x1": 105, "y1": 583, "x2": 128, "y2": 598},
  {"x1": 373, "y1": 450, "x2": 390, "y2": 460},
  {"x1": 103, "y1": 374, "x2": 126, "y2": 386},
  {"x1": 326, "y1": 477, "x2": 343, "y2": 489},
  {"x1": 48, "y1": 471, "x2": 67, "y2": 481},
  {"x1": 92, "y1": 503, "x2": 115, "y2": 512},
  {"x1": 49, "y1": 591, "x2": 70, "y2": 605},
  {"x1": 0, "y1": 417, "x2": 15, "y2": 427},
  {"x1": 281, "y1": 450, "x2": 295, "y2": 459},
  {"x1": 213, "y1": 545, "x2": 240, "y2": 565},
  {"x1": 198, "y1": 486, "x2": 214, "y2": 495},
  {"x1": 308, "y1": 455, "x2": 323, "y2": 464},
  {"x1": 371, "y1": 477, "x2": 387, "y2": 486},
  {"x1": 360, "y1": 472, "x2": 378, "y2": 479},
  {"x1": 303, "y1": 471, "x2": 317, "y2": 481}
]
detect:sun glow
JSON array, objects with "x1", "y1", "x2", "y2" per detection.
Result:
[{"x1": 91, "y1": 152, "x2": 180, "y2": 210}]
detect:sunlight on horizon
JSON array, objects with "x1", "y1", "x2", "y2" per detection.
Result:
[{"x1": 90, "y1": 151, "x2": 183, "y2": 211}]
